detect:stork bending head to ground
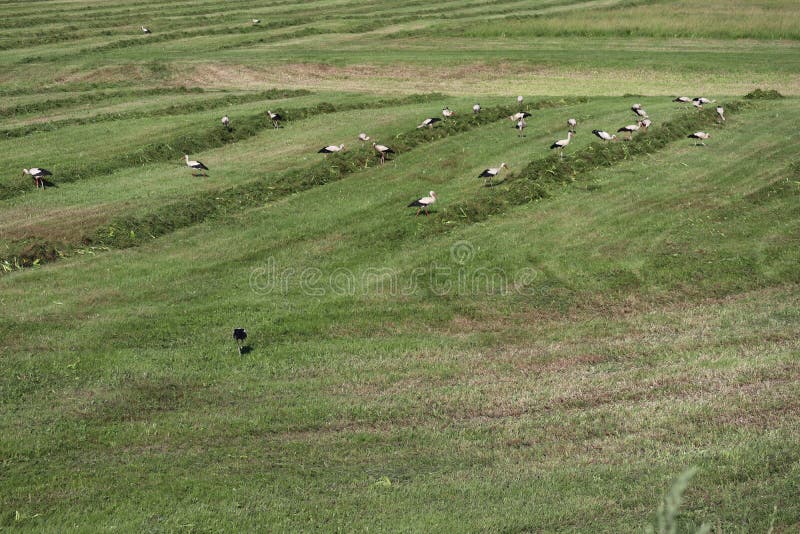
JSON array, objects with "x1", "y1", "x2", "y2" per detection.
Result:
[
  {"x1": 252, "y1": 19, "x2": 260, "y2": 24},
  {"x1": 479, "y1": 163, "x2": 509, "y2": 186},
  {"x1": 473, "y1": 104, "x2": 481, "y2": 114},
  {"x1": 221, "y1": 115, "x2": 230, "y2": 130},
  {"x1": 184, "y1": 155, "x2": 208, "y2": 176},
  {"x1": 592, "y1": 129, "x2": 617, "y2": 142},
  {"x1": 692, "y1": 97, "x2": 713, "y2": 110},
  {"x1": 267, "y1": 110, "x2": 282, "y2": 129},
  {"x1": 716, "y1": 106, "x2": 725, "y2": 122},
  {"x1": 372, "y1": 142, "x2": 394, "y2": 164},
  {"x1": 417, "y1": 117, "x2": 441, "y2": 129},
  {"x1": 688, "y1": 132, "x2": 710, "y2": 146},
  {"x1": 617, "y1": 122, "x2": 641, "y2": 140},
  {"x1": 673, "y1": 96, "x2": 692, "y2": 103},
  {"x1": 358, "y1": 133, "x2": 370, "y2": 142},
  {"x1": 442, "y1": 107, "x2": 455, "y2": 118},
  {"x1": 509, "y1": 112, "x2": 530, "y2": 121},
  {"x1": 639, "y1": 118, "x2": 652, "y2": 131},
  {"x1": 408, "y1": 191, "x2": 437, "y2": 217},
  {"x1": 567, "y1": 118, "x2": 577, "y2": 132},
  {"x1": 141, "y1": 26, "x2": 151, "y2": 34},
  {"x1": 318, "y1": 144, "x2": 345, "y2": 155},
  {"x1": 632, "y1": 105, "x2": 648, "y2": 119},
  {"x1": 550, "y1": 131, "x2": 574, "y2": 159},
  {"x1": 515, "y1": 118, "x2": 526, "y2": 137},
  {"x1": 23, "y1": 167, "x2": 52, "y2": 189}
]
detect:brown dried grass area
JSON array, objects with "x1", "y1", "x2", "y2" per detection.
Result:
[
  {"x1": 175, "y1": 61, "x2": 800, "y2": 95},
  {"x1": 0, "y1": 203, "x2": 114, "y2": 242}
]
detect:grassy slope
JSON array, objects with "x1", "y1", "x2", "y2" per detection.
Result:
[{"x1": 1, "y1": 0, "x2": 799, "y2": 531}]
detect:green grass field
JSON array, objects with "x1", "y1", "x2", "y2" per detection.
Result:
[{"x1": 1, "y1": 0, "x2": 799, "y2": 531}]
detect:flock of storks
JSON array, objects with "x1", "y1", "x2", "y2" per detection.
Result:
[{"x1": 21, "y1": 94, "x2": 723, "y2": 218}]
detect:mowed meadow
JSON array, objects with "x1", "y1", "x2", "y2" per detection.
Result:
[{"x1": 1, "y1": 0, "x2": 799, "y2": 531}]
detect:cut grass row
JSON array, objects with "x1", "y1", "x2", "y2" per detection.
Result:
[{"x1": 0, "y1": 88, "x2": 311, "y2": 138}]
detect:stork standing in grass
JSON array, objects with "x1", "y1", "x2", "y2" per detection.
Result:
[
  {"x1": 510, "y1": 112, "x2": 530, "y2": 121},
  {"x1": 252, "y1": 19, "x2": 261, "y2": 24},
  {"x1": 473, "y1": 103, "x2": 481, "y2": 114},
  {"x1": 358, "y1": 133, "x2": 370, "y2": 142},
  {"x1": 617, "y1": 122, "x2": 641, "y2": 140},
  {"x1": 716, "y1": 106, "x2": 725, "y2": 122},
  {"x1": 515, "y1": 117, "x2": 527, "y2": 137},
  {"x1": 478, "y1": 163, "x2": 509, "y2": 187},
  {"x1": 372, "y1": 142, "x2": 394, "y2": 164},
  {"x1": 517, "y1": 95, "x2": 524, "y2": 105},
  {"x1": 567, "y1": 118, "x2": 577, "y2": 132},
  {"x1": 417, "y1": 117, "x2": 440, "y2": 129},
  {"x1": 592, "y1": 129, "x2": 617, "y2": 142},
  {"x1": 408, "y1": 191, "x2": 437, "y2": 217},
  {"x1": 442, "y1": 107, "x2": 455, "y2": 119},
  {"x1": 141, "y1": 26, "x2": 151, "y2": 34},
  {"x1": 221, "y1": 115, "x2": 231, "y2": 130},
  {"x1": 23, "y1": 167, "x2": 52, "y2": 189},
  {"x1": 184, "y1": 155, "x2": 208, "y2": 176},
  {"x1": 318, "y1": 144, "x2": 345, "y2": 155},
  {"x1": 639, "y1": 118, "x2": 652, "y2": 131},
  {"x1": 688, "y1": 132, "x2": 711, "y2": 146},
  {"x1": 267, "y1": 110, "x2": 282, "y2": 128},
  {"x1": 550, "y1": 131, "x2": 574, "y2": 159}
]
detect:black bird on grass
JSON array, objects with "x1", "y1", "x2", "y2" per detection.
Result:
[{"x1": 233, "y1": 328, "x2": 248, "y2": 355}]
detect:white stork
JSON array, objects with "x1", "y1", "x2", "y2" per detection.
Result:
[
  {"x1": 640, "y1": 118, "x2": 652, "y2": 131},
  {"x1": 267, "y1": 110, "x2": 282, "y2": 129},
  {"x1": 358, "y1": 133, "x2": 370, "y2": 142},
  {"x1": 473, "y1": 104, "x2": 481, "y2": 114},
  {"x1": 184, "y1": 154, "x2": 208, "y2": 176},
  {"x1": 617, "y1": 122, "x2": 641, "y2": 140},
  {"x1": 692, "y1": 97, "x2": 714, "y2": 110},
  {"x1": 567, "y1": 118, "x2": 577, "y2": 132},
  {"x1": 673, "y1": 96, "x2": 692, "y2": 103},
  {"x1": 372, "y1": 142, "x2": 394, "y2": 164},
  {"x1": 632, "y1": 104, "x2": 648, "y2": 119},
  {"x1": 252, "y1": 19, "x2": 261, "y2": 24},
  {"x1": 550, "y1": 131, "x2": 574, "y2": 158},
  {"x1": 442, "y1": 107, "x2": 455, "y2": 118},
  {"x1": 688, "y1": 132, "x2": 711, "y2": 146},
  {"x1": 22, "y1": 167, "x2": 53, "y2": 189},
  {"x1": 592, "y1": 129, "x2": 617, "y2": 142},
  {"x1": 517, "y1": 95, "x2": 523, "y2": 104},
  {"x1": 417, "y1": 117, "x2": 441, "y2": 129},
  {"x1": 716, "y1": 106, "x2": 725, "y2": 122},
  {"x1": 408, "y1": 191, "x2": 437, "y2": 217},
  {"x1": 515, "y1": 118, "x2": 526, "y2": 137},
  {"x1": 478, "y1": 163, "x2": 509, "y2": 186},
  {"x1": 318, "y1": 144, "x2": 345, "y2": 155},
  {"x1": 509, "y1": 112, "x2": 531, "y2": 121},
  {"x1": 221, "y1": 115, "x2": 230, "y2": 130},
  {"x1": 141, "y1": 26, "x2": 151, "y2": 34}
]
